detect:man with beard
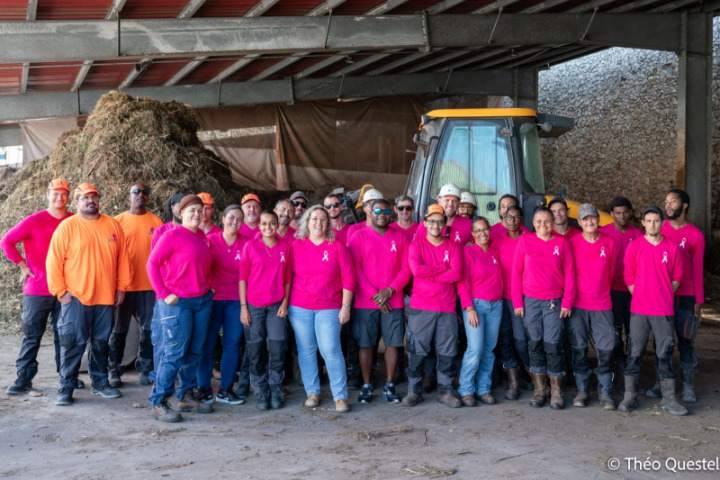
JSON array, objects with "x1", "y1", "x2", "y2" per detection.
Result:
[
  {"x1": 416, "y1": 184, "x2": 472, "y2": 246},
  {"x1": 389, "y1": 195, "x2": 419, "y2": 242},
  {"x1": 197, "y1": 192, "x2": 222, "y2": 236},
  {"x1": 240, "y1": 193, "x2": 262, "y2": 239},
  {"x1": 109, "y1": 183, "x2": 164, "y2": 387},
  {"x1": 325, "y1": 193, "x2": 350, "y2": 244},
  {"x1": 274, "y1": 199, "x2": 296, "y2": 243},
  {"x1": 46, "y1": 183, "x2": 130, "y2": 406},
  {"x1": 289, "y1": 191, "x2": 308, "y2": 230},
  {"x1": 458, "y1": 192, "x2": 476, "y2": 219}
]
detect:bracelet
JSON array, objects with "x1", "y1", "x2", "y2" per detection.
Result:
[
  {"x1": 465, "y1": 307, "x2": 475, "y2": 312},
  {"x1": 342, "y1": 303, "x2": 352, "y2": 308}
]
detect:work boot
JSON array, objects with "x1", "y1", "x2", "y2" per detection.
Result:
[
  {"x1": 659, "y1": 378, "x2": 688, "y2": 416},
  {"x1": 255, "y1": 390, "x2": 270, "y2": 411},
  {"x1": 270, "y1": 389, "x2": 284, "y2": 410},
  {"x1": 304, "y1": 394, "x2": 321, "y2": 408},
  {"x1": 618, "y1": 376, "x2": 639, "y2": 412},
  {"x1": 401, "y1": 392, "x2": 423, "y2": 407},
  {"x1": 108, "y1": 370, "x2": 122, "y2": 389},
  {"x1": 549, "y1": 376, "x2": 565, "y2": 410},
  {"x1": 681, "y1": 369, "x2": 696, "y2": 403},
  {"x1": 6, "y1": 372, "x2": 32, "y2": 395},
  {"x1": 504, "y1": 367, "x2": 520, "y2": 400},
  {"x1": 573, "y1": 391, "x2": 588, "y2": 408},
  {"x1": 598, "y1": 394, "x2": 616, "y2": 410},
  {"x1": 437, "y1": 392, "x2": 462, "y2": 408},
  {"x1": 335, "y1": 399, "x2": 350, "y2": 413},
  {"x1": 422, "y1": 373, "x2": 437, "y2": 393},
  {"x1": 151, "y1": 401, "x2": 182, "y2": 423},
  {"x1": 529, "y1": 372, "x2": 546, "y2": 408},
  {"x1": 139, "y1": 371, "x2": 152, "y2": 386},
  {"x1": 461, "y1": 395, "x2": 476, "y2": 407},
  {"x1": 644, "y1": 374, "x2": 661, "y2": 398},
  {"x1": 178, "y1": 389, "x2": 213, "y2": 414},
  {"x1": 476, "y1": 393, "x2": 496, "y2": 405},
  {"x1": 55, "y1": 388, "x2": 73, "y2": 406},
  {"x1": 90, "y1": 385, "x2": 122, "y2": 399}
]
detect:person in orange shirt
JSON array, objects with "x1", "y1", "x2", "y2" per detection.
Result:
[
  {"x1": 46, "y1": 182, "x2": 130, "y2": 406},
  {"x1": 109, "y1": 183, "x2": 164, "y2": 388}
]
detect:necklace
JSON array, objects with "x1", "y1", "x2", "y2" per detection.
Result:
[{"x1": 263, "y1": 238, "x2": 277, "y2": 257}]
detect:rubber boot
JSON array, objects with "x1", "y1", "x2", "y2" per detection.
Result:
[
  {"x1": 504, "y1": 367, "x2": 520, "y2": 401},
  {"x1": 644, "y1": 374, "x2": 661, "y2": 398},
  {"x1": 549, "y1": 375, "x2": 565, "y2": 410},
  {"x1": 618, "y1": 376, "x2": 639, "y2": 412},
  {"x1": 528, "y1": 371, "x2": 546, "y2": 408},
  {"x1": 681, "y1": 369, "x2": 696, "y2": 403},
  {"x1": 659, "y1": 379, "x2": 688, "y2": 416}
]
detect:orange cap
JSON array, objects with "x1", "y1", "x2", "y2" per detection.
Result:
[
  {"x1": 48, "y1": 178, "x2": 70, "y2": 192},
  {"x1": 424, "y1": 204, "x2": 445, "y2": 219},
  {"x1": 197, "y1": 192, "x2": 214, "y2": 205},
  {"x1": 74, "y1": 182, "x2": 99, "y2": 198},
  {"x1": 241, "y1": 193, "x2": 260, "y2": 205}
]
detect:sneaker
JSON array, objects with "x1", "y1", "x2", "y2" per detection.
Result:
[
  {"x1": 256, "y1": 391, "x2": 270, "y2": 411},
  {"x1": 236, "y1": 383, "x2": 250, "y2": 402},
  {"x1": 335, "y1": 399, "x2": 350, "y2": 413},
  {"x1": 382, "y1": 383, "x2": 401, "y2": 403},
  {"x1": 270, "y1": 390, "x2": 284, "y2": 410},
  {"x1": 6, "y1": 375, "x2": 32, "y2": 395},
  {"x1": 196, "y1": 387, "x2": 215, "y2": 404},
  {"x1": 216, "y1": 388, "x2": 244, "y2": 405},
  {"x1": 358, "y1": 384, "x2": 374, "y2": 404},
  {"x1": 151, "y1": 401, "x2": 183, "y2": 423},
  {"x1": 91, "y1": 385, "x2": 121, "y2": 399},
  {"x1": 55, "y1": 388, "x2": 73, "y2": 406},
  {"x1": 108, "y1": 370, "x2": 123, "y2": 388},
  {"x1": 438, "y1": 393, "x2": 462, "y2": 408},
  {"x1": 178, "y1": 389, "x2": 213, "y2": 414},
  {"x1": 139, "y1": 372, "x2": 152, "y2": 386},
  {"x1": 76, "y1": 378, "x2": 85, "y2": 389},
  {"x1": 304, "y1": 394, "x2": 321, "y2": 408},
  {"x1": 401, "y1": 392, "x2": 423, "y2": 407}
]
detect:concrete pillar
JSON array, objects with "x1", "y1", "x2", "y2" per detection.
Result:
[
  {"x1": 676, "y1": 13, "x2": 713, "y2": 236},
  {"x1": 513, "y1": 68, "x2": 538, "y2": 110}
]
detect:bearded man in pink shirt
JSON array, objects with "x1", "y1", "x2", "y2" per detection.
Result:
[{"x1": 619, "y1": 206, "x2": 687, "y2": 416}]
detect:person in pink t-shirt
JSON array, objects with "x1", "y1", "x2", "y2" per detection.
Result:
[
  {"x1": 548, "y1": 197, "x2": 580, "y2": 240},
  {"x1": 2, "y1": 178, "x2": 72, "y2": 395},
  {"x1": 347, "y1": 199, "x2": 411, "y2": 405},
  {"x1": 147, "y1": 195, "x2": 214, "y2": 422},
  {"x1": 325, "y1": 193, "x2": 350, "y2": 245},
  {"x1": 289, "y1": 205, "x2": 355, "y2": 413},
  {"x1": 239, "y1": 193, "x2": 262, "y2": 240},
  {"x1": 239, "y1": 211, "x2": 292, "y2": 411},
  {"x1": 196, "y1": 205, "x2": 247, "y2": 406},
  {"x1": 274, "y1": 199, "x2": 296, "y2": 243},
  {"x1": 490, "y1": 194, "x2": 531, "y2": 241},
  {"x1": 568, "y1": 204, "x2": 618, "y2": 410},
  {"x1": 618, "y1": 205, "x2": 687, "y2": 416},
  {"x1": 389, "y1": 195, "x2": 419, "y2": 242},
  {"x1": 512, "y1": 207, "x2": 575, "y2": 410},
  {"x1": 415, "y1": 183, "x2": 473, "y2": 246},
  {"x1": 197, "y1": 192, "x2": 222, "y2": 236},
  {"x1": 402, "y1": 204, "x2": 463, "y2": 409}
]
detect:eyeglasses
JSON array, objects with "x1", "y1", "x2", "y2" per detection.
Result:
[
  {"x1": 324, "y1": 202, "x2": 341, "y2": 209},
  {"x1": 292, "y1": 201, "x2": 307, "y2": 208},
  {"x1": 505, "y1": 215, "x2": 523, "y2": 221},
  {"x1": 373, "y1": 208, "x2": 392, "y2": 215},
  {"x1": 396, "y1": 205, "x2": 413, "y2": 212},
  {"x1": 426, "y1": 220, "x2": 445, "y2": 227},
  {"x1": 131, "y1": 188, "x2": 149, "y2": 195}
]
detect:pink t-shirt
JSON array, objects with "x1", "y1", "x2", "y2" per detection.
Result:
[
  {"x1": 599, "y1": 223, "x2": 643, "y2": 292},
  {"x1": 624, "y1": 236, "x2": 683, "y2": 316},
  {"x1": 289, "y1": 238, "x2": 355, "y2": 310},
  {"x1": 151, "y1": 222, "x2": 176, "y2": 251},
  {"x1": 347, "y1": 227, "x2": 411, "y2": 309},
  {"x1": 490, "y1": 222, "x2": 530, "y2": 243},
  {"x1": 389, "y1": 222, "x2": 420, "y2": 243},
  {"x1": 494, "y1": 231, "x2": 526, "y2": 300},
  {"x1": 277, "y1": 226, "x2": 296, "y2": 245},
  {"x1": 554, "y1": 226, "x2": 581, "y2": 240},
  {"x1": 239, "y1": 222, "x2": 259, "y2": 240},
  {"x1": 416, "y1": 214, "x2": 473, "y2": 246},
  {"x1": 202, "y1": 224, "x2": 222, "y2": 236},
  {"x1": 661, "y1": 220, "x2": 705, "y2": 304},
  {"x1": 238, "y1": 237, "x2": 292, "y2": 307},
  {"x1": 1, "y1": 210, "x2": 72, "y2": 296},
  {"x1": 512, "y1": 233, "x2": 576, "y2": 310},
  {"x1": 408, "y1": 236, "x2": 463, "y2": 313},
  {"x1": 207, "y1": 232, "x2": 246, "y2": 301},
  {"x1": 457, "y1": 244, "x2": 503, "y2": 308},
  {"x1": 332, "y1": 223, "x2": 350, "y2": 245},
  {"x1": 569, "y1": 234, "x2": 617, "y2": 311},
  {"x1": 346, "y1": 222, "x2": 367, "y2": 242},
  {"x1": 147, "y1": 226, "x2": 212, "y2": 300}
]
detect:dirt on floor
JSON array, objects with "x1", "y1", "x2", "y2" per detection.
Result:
[{"x1": 1, "y1": 312, "x2": 719, "y2": 480}]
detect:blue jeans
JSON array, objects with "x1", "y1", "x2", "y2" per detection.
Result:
[
  {"x1": 458, "y1": 299, "x2": 503, "y2": 396},
  {"x1": 288, "y1": 306, "x2": 347, "y2": 401},
  {"x1": 149, "y1": 291, "x2": 213, "y2": 406},
  {"x1": 198, "y1": 300, "x2": 243, "y2": 390}
]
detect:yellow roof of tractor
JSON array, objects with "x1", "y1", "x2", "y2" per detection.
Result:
[{"x1": 425, "y1": 108, "x2": 538, "y2": 118}]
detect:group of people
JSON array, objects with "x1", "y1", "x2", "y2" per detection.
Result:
[{"x1": 1, "y1": 179, "x2": 704, "y2": 423}]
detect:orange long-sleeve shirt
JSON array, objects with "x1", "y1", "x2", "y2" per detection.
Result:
[
  {"x1": 46, "y1": 214, "x2": 130, "y2": 306},
  {"x1": 115, "y1": 211, "x2": 164, "y2": 292}
]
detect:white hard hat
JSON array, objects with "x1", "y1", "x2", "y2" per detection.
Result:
[
  {"x1": 438, "y1": 183, "x2": 461, "y2": 199},
  {"x1": 460, "y1": 191, "x2": 476, "y2": 207},
  {"x1": 362, "y1": 188, "x2": 384, "y2": 203}
]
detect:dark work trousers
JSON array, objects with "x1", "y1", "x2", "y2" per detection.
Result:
[
  {"x1": 674, "y1": 295, "x2": 699, "y2": 370},
  {"x1": 108, "y1": 290, "x2": 155, "y2": 376},
  {"x1": 610, "y1": 290, "x2": 632, "y2": 361},
  {"x1": 342, "y1": 310, "x2": 360, "y2": 380},
  {"x1": 624, "y1": 314, "x2": 675, "y2": 379},
  {"x1": 405, "y1": 309, "x2": 458, "y2": 394},
  {"x1": 244, "y1": 301, "x2": 287, "y2": 394},
  {"x1": 14, "y1": 295, "x2": 62, "y2": 380},
  {"x1": 523, "y1": 297, "x2": 565, "y2": 376},
  {"x1": 57, "y1": 297, "x2": 113, "y2": 390},
  {"x1": 567, "y1": 308, "x2": 617, "y2": 395}
]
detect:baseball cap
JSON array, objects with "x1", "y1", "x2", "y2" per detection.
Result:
[
  {"x1": 424, "y1": 204, "x2": 445, "y2": 219},
  {"x1": 642, "y1": 205, "x2": 664, "y2": 219},
  {"x1": 548, "y1": 196, "x2": 568, "y2": 209},
  {"x1": 290, "y1": 191, "x2": 308, "y2": 202},
  {"x1": 438, "y1": 183, "x2": 461, "y2": 199},
  {"x1": 241, "y1": 193, "x2": 260, "y2": 205},
  {"x1": 460, "y1": 191, "x2": 476, "y2": 207},
  {"x1": 197, "y1": 192, "x2": 214, "y2": 205},
  {"x1": 74, "y1": 182, "x2": 99, "y2": 198},
  {"x1": 48, "y1": 178, "x2": 70, "y2": 192},
  {"x1": 577, "y1": 203, "x2": 598, "y2": 219},
  {"x1": 362, "y1": 188, "x2": 384, "y2": 204}
]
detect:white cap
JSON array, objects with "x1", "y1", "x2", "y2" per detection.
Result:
[
  {"x1": 438, "y1": 183, "x2": 461, "y2": 199},
  {"x1": 362, "y1": 188, "x2": 384, "y2": 203},
  {"x1": 460, "y1": 191, "x2": 476, "y2": 207}
]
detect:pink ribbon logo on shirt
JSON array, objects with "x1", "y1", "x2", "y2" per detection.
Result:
[
  {"x1": 679, "y1": 237, "x2": 687, "y2": 248},
  {"x1": 391, "y1": 241, "x2": 397, "y2": 252},
  {"x1": 662, "y1": 252, "x2": 668, "y2": 263},
  {"x1": 322, "y1": 250, "x2": 329, "y2": 262},
  {"x1": 443, "y1": 250, "x2": 449, "y2": 262},
  {"x1": 235, "y1": 252, "x2": 241, "y2": 261},
  {"x1": 280, "y1": 252, "x2": 286, "y2": 262},
  {"x1": 600, "y1": 247, "x2": 606, "y2": 258},
  {"x1": 553, "y1": 246, "x2": 560, "y2": 256},
  {"x1": 454, "y1": 231, "x2": 461, "y2": 242},
  {"x1": 492, "y1": 256, "x2": 498, "y2": 264}
]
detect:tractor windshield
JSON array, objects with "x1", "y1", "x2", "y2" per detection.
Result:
[{"x1": 518, "y1": 120, "x2": 546, "y2": 195}]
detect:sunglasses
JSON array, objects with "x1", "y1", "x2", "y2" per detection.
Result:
[
  {"x1": 292, "y1": 201, "x2": 307, "y2": 208},
  {"x1": 131, "y1": 188, "x2": 149, "y2": 195},
  {"x1": 324, "y1": 202, "x2": 341, "y2": 209},
  {"x1": 396, "y1": 205, "x2": 413, "y2": 212},
  {"x1": 373, "y1": 208, "x2": 392, "y2": 215}
]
